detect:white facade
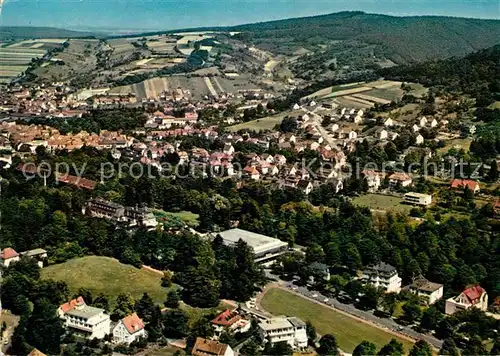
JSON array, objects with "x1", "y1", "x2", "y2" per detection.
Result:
[
  {"x1": 60, "y1": 302, "x2": 110, "y2": 339},
  {"x1": 113, "y1": 316, "x2": 146, "y2": 344},
  {"x1": 406, "y1": 276, "x2": 443, "y2": 305},
  {"x1": 362, "y1": 262, "x2": 402, "y2": 293},
  {"x1": 445, "y1": 286, "x2": 488, "y2": 315},
  {"x1": 403, "y1": 192, "x2": 432, "y2": 206},
  {"x1": 415, "y1": 134, "x2": 424, "y2": 145},
  {"x1": 258, "y1": 317, "x2": 307, "y2": 349}
]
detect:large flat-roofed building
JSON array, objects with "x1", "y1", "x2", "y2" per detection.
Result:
[
  {"x1": 216, "y1": 228, "x2": 288, "y2": 264},
  {"x1": 258, "y1": 316, "x2": 307, "y2": 349},
  {"x1": 404, "y1": 192, "x2": 432, "y2": 206}
]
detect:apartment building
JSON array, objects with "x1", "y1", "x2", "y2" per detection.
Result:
[
  {"x1": 362, "y1": 262, "x2": 402, "y2": 293},
  {"x1": 258, "y1": 317, "x2": 308, "y2": 349},
  {"x1": 58, "y1": 297, "x2": 111, "y2": 339},
  {"x1": 403, "y1": 192, "x2": 432, "y2": 206}
]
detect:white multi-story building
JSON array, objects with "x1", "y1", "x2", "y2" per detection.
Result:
[
  {"x1": 58, "y1": 297, "x2": 110, "y2": 339},
  {"x1": 405, "y1": 275, "x2": 443, "y2": 305},
  {"x1": 445, "y1": 285, "x2": 488, "y2": 315},
  {"x1": 258, "y1": 317, "x2": 308, "y2": 349},
  {"x1": 211, "y1": 309, "x2": 251, "y2": 339},
  {"x1": 113, "y1": 313, "x2": 146, "y2": 344},
  {"x1": 362, "y1": 262, "x2": 402, "y2": 293},
  {"x1": 403, "y1": 192, "x2": 432, "y2": 206}
]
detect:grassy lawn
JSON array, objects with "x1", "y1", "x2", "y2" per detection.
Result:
[
  {"x1": 41, "y1": 256, "x2": 172, "y2": 306},
  {"x1": 488, "y1": 101, "x2": 500, "y2": 109},
  {"x1": 227, "y1": 110, "x2": 302, "y2": 132},
  {"x1": 153, "y1": 209, "x2": 200, "y2": 227},
  {"x1": 261, "y1": 288, "x2": 414, "y2": 353},
  {"x1": 352, "y1": 194, "x2": 413, "y2": 214},
  {"x1": 147, "y1": 347, "x2": 185, "y2": 356},
  {"x1": 437, "y1": 138, "x2": 472, "y2": 154}
]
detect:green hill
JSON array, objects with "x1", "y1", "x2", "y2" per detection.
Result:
[
  {"x1": 41, "y1": 256, "x2": 171, "y2": 305},
  {"x1": 230, "y1": 11, "x2": 500, "y2": 64}
]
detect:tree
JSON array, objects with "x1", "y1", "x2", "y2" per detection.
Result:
[
  {"x1": 280, "y1": 117, "x2": 298, "y2": 133},
  {"x1": 353, "y1": 341, "x2": 377, "y2": 356},
  {"x1": 163, "y1": 309, "x2": 189, "y2": 338},
  {"x1": 462, "y1": 337, "x2": 488, "y2": 355},
  {"x1": 488, "y1": 160, "x2": 499, "y2": 182},
  {"x1": 402, "y1": 300, "x2": 422, "y2": 323},
  {"x1": 135, "y1": 293, "x2": 156, "y2": 322},
  {"x1": 490, "y1": 337, "x2": 500, "y2": 355},
  {"x1": 439, "y1": 338, "x2": 459, "y2": 356},
  {"x1": 92, "y1": 293, "x2": 110, "y2": 312},
  {"x1": 409, "y1": 340, "x2": 432, "y2": 356},
  {"x1": 74, "y1": 288, "x2": 92, "y2": 305},
  {"x1": 318, "y1": 334, "x2": 340, "y2": 356},
  {"x1": 377, "y1": 339, "x2": 404, "y2": 356},
  {"x1": 306, "y1": 320, "x2": 317, "y2": 344},
  {"x1": 264, "y1": 340, "x2": 293, "y2": 356},
  {"x1": 112, "y1": 293, "x2": 135, "y2": 321},
  {"x1": 240, "y1": 339, "x2": 262, "y2": 356},
  {"x1": 165, "y1": 290, "x2": 181, "y2": 309},
  {"x1": 420, "y1": 306, "x2": 442, "y2": 331},
  {"x1": 358, "y1": 284, "x2": 381, "y2": 310},
  {"x1": 380, "y1": 293, "x2": 397, "y2": 316}
]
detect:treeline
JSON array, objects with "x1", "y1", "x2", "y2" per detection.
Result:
[{"x1": 21, "y1": 108, "x2": 147, "y2": 134}]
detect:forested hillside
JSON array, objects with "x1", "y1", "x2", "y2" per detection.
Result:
[
  {"x1": 231, "y1": 11, "x2": 500, "y2": 63},
  {"x1": 0, "y1": 26, "x2": 94, "y2": 41}
]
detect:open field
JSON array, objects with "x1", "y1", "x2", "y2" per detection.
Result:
[
  {"x1": 147, "y1": 347, "x2": 185, "y2": 356},
  {"x1": 352, "y1": 194, "x2": 413, "y2": 214},
  {"x1": 261, "y1": 288, "x2": 414, "y2": 353},
  {"x1": 0, "y1": 44, "x2": 49, "y2": 82},
  {"x1": 41, "y1": 256, "x2": 173, "y2": 306},
  {"x1": 228, "y1": 110, "x2": 302, "y2": 132},
  {"x1": 153, "y1": 209, "x2": 200, "y2": 228},
  {"x1": 437, "y1": 138, "x2": 472, "y2": 154}
]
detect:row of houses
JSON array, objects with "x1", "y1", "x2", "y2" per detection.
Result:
[{"x1": 0, "y1": 247, "x2": 47, "y2": 268}]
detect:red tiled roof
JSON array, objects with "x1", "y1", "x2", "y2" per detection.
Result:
[
  {"x1": 122, "y1": 313, "x2": 145, "y2": 334},
  {"x1": 56, "y1": 174, "x2": 97, "y2": 190},
  {"x1": 450, "y1": 179, "x2": 479, "y2": 191},
  {"x1": 243, "y1": 166, "x2": 259, "y2": 175},
  {"x1": 1, "y1": 247, "x2": 19, "y2": 260},
  {"x1": 192, "y1": 337, "x2": 229, "y2": 356},
  {"x1": 462, "y1": 285, "x2": 486, "y2": 303},
  {"x1": 389, "y1": 172, "x2": 412, "y2": 181},
  {"x1": 211, "y1": 309, "x2": 241, "y2": 327},
  {"x1": 59, "y1": 296, "x2": 85, "y2": 314}
]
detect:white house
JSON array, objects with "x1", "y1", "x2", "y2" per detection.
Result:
[
  {"x1": 0, "y1": 248, "x2": 20, "y2": 267},
  {"x1": 258, "y1": 317, "x2": 308, "y2": 349},
  {"x1": 419, "y1": 117, "x2": 428, "y2": 127},
  {"x1": 445, "y1": 285, "x2": 488, "y2": 315},
  {"x1": 353, "y1": 115, "x2": 363, "y2": 124},
  {"x1": 362, "y1": 170, "x2": 381, "y2": 191},
  {"x1": 377, "y1": 129, "x2": 388, "y2": 140},
  {"x1": 388, "y1": 173, "x2": 413, "y2": 188},
  {"x1": 412, "y1": 124, "x2": 420, "y2": 133},
  {"x1": 384, "y1": 118, "x2": 395, "y2": 127},
  {"x1": 58, "y1": 297, "x2": 111, "y2": 339},
  {"x1": 430, "y1": 118, "x2": 438, "y2": 128},
  {"x1": 415, "y1": 134, "x2": 424, "y2": 145},
  {"x1": 362, "y1": 262, "x2": 402, "y2": 293},
  {"x1": 223, "y1": 143, "x2": 235, "y2": 155},
  {"x1": 405, "y1": 275, "x2": 443, "y2": 305},
  {"x1": 113, "y1": 313, "x2": 146, "y2": 344}
]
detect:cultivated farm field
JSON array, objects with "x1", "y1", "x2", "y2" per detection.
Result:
[{"x1": 0, "y1": 43, "x2": 51, "y2": 83}]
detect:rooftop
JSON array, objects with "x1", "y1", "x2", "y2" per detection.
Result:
[
  {"x1": 288, "y1": 317, "x2": 306, "y2": 328},
  {"x1": 409, "y1": 275, "x2": 442, "y2": 292},
  {"x1": 365, "y1": 262, "x2": 397, "y2": 274},
  {"x1": 20, "y1": 248, "x2": 47, "y2": 257},
  {"x1": 216, "y1": 228, "x2": 288, "y2": 256},
  {"x1": 66, "y1": 305, "x2": 105, "y2": 319},
  {"x1": 192, "y1": 337, "x2": 230, "y2": 356},
  {"x1": 259, "y1": 317, "x2": 293, "y2": 331}
]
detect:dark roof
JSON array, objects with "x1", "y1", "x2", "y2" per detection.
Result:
[{"x1": 367, "y1": 262, "x2": 397, "y2": 273}]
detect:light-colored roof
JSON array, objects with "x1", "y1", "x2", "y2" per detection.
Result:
[
  {"x1": 65, "y1": 305, "x2": 104, "y2": 319},
  {"x1": 258, "y1": 317, "x2": 293, "y2": 331},
  {"x1": 287, "y1": 317, "x2": 306, "y2": 328},
  {"x1": 409, "y1": 275, "x2": 443, "y2": 292},
  {"x1": 404, "y1": 192, "x2": 432, "y2": 199},
  {"x1": 20, "y1": 248, "x2": 47, "y2": 257},
  {"x1": 217, "y1": 228, "x2": 288, "y2": 256}
]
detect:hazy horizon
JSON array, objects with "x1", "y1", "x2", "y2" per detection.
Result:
[{"x1": 0, "y1": 0, "x2": 499, "y2": 33}]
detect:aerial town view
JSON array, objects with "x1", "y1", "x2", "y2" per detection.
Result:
[{"x1": 0, "y1": 0, "x2": 499, "y2": 355}]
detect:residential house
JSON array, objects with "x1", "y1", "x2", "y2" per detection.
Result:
[
  {"x1": 113, "y1": 313, "x2": 146, "y2": 344},
  {"x1": 388, "y1": 172, "x2": 413, "y2": 188},
  {"x1": 308, "y1": 262, "x2": 331, "y2": 284},
  {"x1": 384, "y1": 118, "x2": 395, "y2": 127},
  {"x1": 297, "y1": 180, "x2": 314, "y2": 195},
  {"x1": 223, "y1": 143, "x2": 235, "y2": 155},
  {"x1": 258, "y1": 317, "x2": 308, "y2": 349},
  {"x1": 362, "y1": 262, "x2": 402, "y2": 293},
  {"x1": 329, "y1": 123, "x2": 340, "y2": 132},
  {"x1": 415, "y1": 134, "x2": 424, "y2": 145},
  {"x1": 0, "y1": 247, "x2": 20, "y2": 267},
  {"x1": 191, "y1": 337, "x2": 234, "y2": 356},
  {"x1": 243, "y1": 166, "x2": 260, "y2": 180},
  {"x1": 353, "y1": 114, "x2": 363, "y2": 124},
  {"x1": 316, "y1": 164, "x2": 337, "y2": 181},
  {"x1": 362, "y1": 170, "x2": 381, "y2": 191},
  {"x1": 430, "y1": 118, "x2": 438, "y2": 128},
  {"x1": 261, "y1": 153, "x2": 274, "y2": 163},
  {"x1": 20, "y1": 248, "x2": 47, "y2": 268},
  {"x1": 405, "y1": 275, "x2": 443, "y2": 305},
  {"x1": 58, "y1": 297, "x2": 111, "y2": 339},
  {"x1": 274, "y1": 154, "x2": 287, "y2": 166},
  {"x1": 419, "y1": 117, "x2": 428, "y2": 127},
  {"x1": 450, "y1": 179, "x2": 480, "y2": 194},
  {"x1": 445, "y1": 285, "x2": 488, "y2": 315},
  {"x1": 211, "y1": 309, "x2": 251, "y2": 339},
  {"x1": 412, "y1": 124, "x2": 420, "y2": 133},
  {"x1": 377, "y1": 129, "x2": 388, "y2": 140}
]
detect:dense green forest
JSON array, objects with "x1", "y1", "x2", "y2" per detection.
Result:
[{"x1": 230, "y1": 11, "x2": 500, "y2": 63}]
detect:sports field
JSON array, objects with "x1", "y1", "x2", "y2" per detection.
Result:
[{"x1": 261, "y1": 288, "x2": 414, "y2": 353}]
